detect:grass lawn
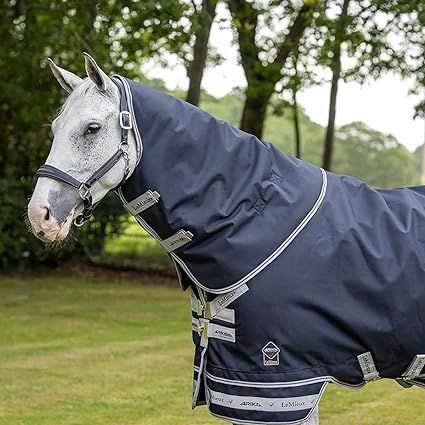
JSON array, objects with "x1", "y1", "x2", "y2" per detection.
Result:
[
  {"x1": 0, "y1": 274, "x2": 424, "y2": 425},
  {"x1": 104, "y1": 220, "x2": 170, "y2": 270}
]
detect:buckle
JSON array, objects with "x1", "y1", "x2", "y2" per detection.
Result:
[
  {"x1": 119, "y1": 140, "x2": 130, "y2": 154},
  {"x1": 198, "y1": 322, "x2": 208, "y2": 339},
  {"x1": 73, "y1": 214, "x2": 86, "y2": 227},
  {"x1": 119, "y1": 111, "x2": 132, "y2": 130},
  {"x1": 78, "y1": 183, "x2": 90, "y2": 199}
]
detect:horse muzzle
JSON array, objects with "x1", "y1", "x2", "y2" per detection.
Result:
[{"x1": 27, "y1": 201, "x2": 74, "y2": 242}]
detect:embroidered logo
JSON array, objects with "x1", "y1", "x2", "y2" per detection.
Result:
[
  {"x1": 270, "y1": 170, "x2": 284, "y2": 184},
  {"x1": 253, "y1": 197, "x2": 267, "y2": 215},
  {"x1": 262, "y1": 341, "x2": 280, "y2": 366}
]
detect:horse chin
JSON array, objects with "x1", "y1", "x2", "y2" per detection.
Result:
[
  {"x1": 34, "y1": 209, "x2": 74, "y2": 243},
  {"x1": 55, "y1": 213, "x2": 73, "y2": 241}
]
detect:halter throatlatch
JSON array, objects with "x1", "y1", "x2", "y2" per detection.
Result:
[{"x1": 36, "y1": 77, "x2": 131, "y2": 226}]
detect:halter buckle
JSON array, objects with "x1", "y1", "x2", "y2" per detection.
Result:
[
  {"x1": 119, "y1": 140, "x2": 130, "y2": 154},
  {"x1": 73, "y1": 214, "x2": 86, "y2": 227},
  {"x1": 78, "y1": 183, "x2": 90, "y2": 199},
  {"x1": 119, "y1": 111, "x2": 132, "y2": 130}
]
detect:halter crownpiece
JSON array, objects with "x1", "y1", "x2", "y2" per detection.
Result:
[{"x1": 36, "y1": 77, "x2": 131, "y2": 226}]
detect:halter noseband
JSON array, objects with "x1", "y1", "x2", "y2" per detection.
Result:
[{"x1": 36, "y1": 77, "x2": 131, "y2": 227}]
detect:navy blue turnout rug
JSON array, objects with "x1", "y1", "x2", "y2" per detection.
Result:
[{"x1": 112, "y1": 75, "x2": 425, "y2": 424}]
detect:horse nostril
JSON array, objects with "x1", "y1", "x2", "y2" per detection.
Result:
[{"x1": 43, "y1": 207, "x2": 50, "y2": 221}]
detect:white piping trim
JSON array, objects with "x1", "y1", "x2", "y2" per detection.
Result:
[
  {"x1": 207, "y1": 372, "x2": 329, "y2": 388},
  {"x1": 192, "y1": 344, "x2": 208, "y2": 408},
  {"x1": 206, "y1": 371, "x2": 364, "y2": 389},
  {"x1": 170, "y1": 168, "x2": 328, "y2": 294},
  {"x1": 172, "y1": 256, "x2": 186, "y2": 291},
  {"x1": 206, "y1": 383, "x2": 327, "y2": 425},
  {"x1": 192, "y1": 317, "x2": 199, "y2": 332},
  {"x1": 411, "y1": 380, "x2": 425, "y2": 389},
  {"x1": 114, "y1": 75, "x2": 143, "y2": 165},
  {"x1": 118, "y1": 165, "x2": 327, "y2": 295}
]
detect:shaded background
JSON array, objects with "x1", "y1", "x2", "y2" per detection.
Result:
[
  {"x1": 1, "y1": 1, "x2": 425, "y2": 424},
  {"x1": 1, "y1": 0, "x2": 424, "y2": 272}
]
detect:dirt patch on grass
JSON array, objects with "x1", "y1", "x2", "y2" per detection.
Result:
[{"x1": 4, "y1": 261, "x2": 178, "y2": 287}]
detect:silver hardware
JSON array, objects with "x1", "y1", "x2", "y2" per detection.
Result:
[
  {"x1": 402, "y1": 355, "x2": 425, "y2": 380},
  {"x1": 78, "y1": 183, "x2": 90, "y2": 199},
  {"x1": 357, "y1": 351, "x2": 380, "y2": 381},
  {"x1": 73, "y1": 216, "x2": 86, "y2": 227},
  {"x1": 123, "y1": 190, "x2": 160, "y2": 215},
  {"x1": 119, "y1": 111, "x2": 132, "y2": 130},
  {"x1": 161, "y1": 230, "x2": 194, "y2": 252}
]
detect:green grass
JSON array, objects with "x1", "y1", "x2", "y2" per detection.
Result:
[
  {"x1": 104, "y1": 219, "x2": 170, "y2": 269},
  {"x1": 1, "y1": 275, "x2": 424, "y2": 425}
]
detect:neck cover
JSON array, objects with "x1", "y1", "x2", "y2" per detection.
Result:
[{"x1": 114, "y1": 76, "x2": 425, "y2": 424}]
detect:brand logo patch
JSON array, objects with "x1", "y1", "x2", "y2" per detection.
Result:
[{"x1": 262, "y1": 341, "x2": 280, "y2": 366}]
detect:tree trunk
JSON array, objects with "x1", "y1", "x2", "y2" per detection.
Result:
[
  {"x1": 231, "y1": 1, "x2": 314, "y2": 140},
  {"x1": 293, "y1": 89, "x2": 301, "y2": 158},
  {"x1": 322, "y1": 0, "x2": 350, "y2": 171},
  {"x1": 81, "y1": 0, "x2": 97, "y2": 51},
  {"x1": 239, "y1": 83, "x2": 273, "y2": 138},
  {"x1": 186, "y1": 0, "x2": 217, "y2": 106},
  {"x1": 322, "y1": 63, "x2": 340, "y2": 170}
]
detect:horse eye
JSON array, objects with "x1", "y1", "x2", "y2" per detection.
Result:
[{"x1": 86, "y1": 124, "x2": 101, "y2": 135}]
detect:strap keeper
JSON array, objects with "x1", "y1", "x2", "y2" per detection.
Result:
[
  {"x1": 161, "y1": 230, "x2": 193, "y2": 252},
  {"x1": 207, "y1": 322, "x2": 235, "y2": 343},
  {"x1": 119, "y1": 111, "x2": 132, "y2": 129},
  {"x1": 124, "y1": 190, "x2": 160, "y2": 215},
  {"x1": 208, "y1": 284, "x2": 249, "y2": 318},
  {"x1": 402, "y1": 354, "x2": 425, "y2": 380},
  {"x1": 357, "y1": 351, "x2": 380, "y2": 381}
]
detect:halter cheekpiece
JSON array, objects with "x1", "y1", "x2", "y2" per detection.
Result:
[{"x1": 36, "y1": 77, "x2": 131, "y2": 226}]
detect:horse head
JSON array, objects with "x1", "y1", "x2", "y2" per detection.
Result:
[{"x1": 27, "y1": 54, "x2": 137, "y2": 242}]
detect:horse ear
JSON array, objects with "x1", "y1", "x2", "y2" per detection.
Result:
[
  {"x1": 47, "y1": 58, "x2": 83, "y2": 93},
  {"x1": 83, "y1": 52, "x2": 113, "y2": 92}
]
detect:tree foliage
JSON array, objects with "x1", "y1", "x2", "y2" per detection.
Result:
[
  {"x1": 1, "y1": 0, "x2": 423, "y2": 270},
  {"x1": 228, "y1": 0, "x2": 320, "y2": 138},
  {"x1": 317, "y1": 0, "x2": 425, "y2": 169},
  {"x1": 333, "y1": 122, "x2": 417, "y2": 188},
  {"x1": 186, "y1": 0, "x2": 218, "y2": 105},
  {"x1": 201, "y1": 92, "x2": 418, "y2": 188},
  {"x1": 0, "y1": 0, "x2": 191, "y2": 269}
]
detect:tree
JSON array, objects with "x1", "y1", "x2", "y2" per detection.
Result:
[
  {"x1": 120, "y1": 1, "x2": 221, "y2": 106},
  {"x1": 319, "y1": 0, "x2": 425, "y2": 170},
  {"x1": 333, "y1": 122, "x2": 417, "y2": 188},
  {"x1": 322, "y1": 0, "x2": 350, "y2": 170},
  {"x1": 403, "y1": 1, "x2": 425, "y2": 180},
  {"x1": 0, "y1": 0, "x2": 192, "y2": 268},
  {"x1": 272, "y1": 39, "x2": 322, "y2": 159},
  {"x1": 106, "y1": 1, "x2": 191, "y2": 80},
  {"x1": 228, "y1": 0, "x2": 318, "y2": 139},
  {"x1": 186, "y1": 0, "x2": 218, "y2": 105}
]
